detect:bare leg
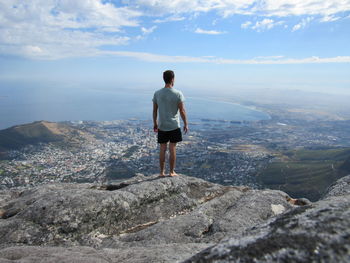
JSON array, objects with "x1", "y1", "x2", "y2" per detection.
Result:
[
  {"x1": 169, "y1": 142, "x2": 178, "y2": 176},
  {"x1": 159, "y1": 143, "x2": 167, "y2": 176}
]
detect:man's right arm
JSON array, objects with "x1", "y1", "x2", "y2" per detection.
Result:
[{"x1": 178, "y1": 102, "x2": 188, "y2": 134}]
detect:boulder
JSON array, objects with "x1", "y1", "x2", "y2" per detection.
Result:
[
  {"x1": 185, "y1": 175, "x2": 350, "y2": 263},
  {"x1": 323, "y1": 174, "x2": 350, "y2": 199}
]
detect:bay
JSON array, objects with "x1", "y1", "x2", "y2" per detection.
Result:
[{"x1": 0, "y1": 85, "x2": 270, "y2": 129}]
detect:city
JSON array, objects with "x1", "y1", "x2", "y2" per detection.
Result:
[{"x1": 1, "y1": 107, "x2": 350, "y2": 191}]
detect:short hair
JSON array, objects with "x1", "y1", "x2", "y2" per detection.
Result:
[{"x1": 163, "y1": 70, "x2": 175, "y2": 84}]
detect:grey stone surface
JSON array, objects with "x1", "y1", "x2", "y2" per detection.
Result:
[
  {"x1": 0, "y1": 244, "x2": 210, "y2": 263},
  {"x1": 0, "y1": 175, "x2": 227, "y2": 246},
  {"x1": 115, "y1": 188, "x2": 295, "y2": 246},
  {"x1": 0, "y1": 246, "x2": 110, "y2": 263},
  {"x1": 323, "y1": 174, "x2": 350, "y2": 199},
  {"x1": 185, "y1": 175, "x2": 350, "y2": 263},
  {"x1": 0, "y1": 174, "x2": 307, "y2": 262}
]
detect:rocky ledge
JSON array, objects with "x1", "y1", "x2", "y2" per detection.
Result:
[{"x1": 0, "y1": 174, "x2": 348, "y2": 262}]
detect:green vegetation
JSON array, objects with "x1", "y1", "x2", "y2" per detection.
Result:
[
  {"x1": 259, "y1": 147, "x2": 350, "y2": 201},
  {"x1": 284, "y1": 148, "x2": 350, "y2": 161}
]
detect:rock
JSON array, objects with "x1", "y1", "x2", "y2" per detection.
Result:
[
  {"x1": 270, "y1": 204, "x2": 285, "y2": 215},
  {"x1": 184, "y1": 175, "x2": 350, "y2": 263},
  {"x1": 0, "y1": 246, "x2": 108, "y2": 263},
  {"x1": 0, "y1": 174, "x2": 301, "y2": 262},
  {"x1": 205, "y1": 189, "x2": 294, "y2": 240},
  {"x1": 0, "y1": 244, "x2": 210, "y2": 263},
  {"x1": 323, "y1": 174, "x2": 350, "y2": 199},
  {"x1": 0, "y1": 174, "x2": 233, "y2": 247}
]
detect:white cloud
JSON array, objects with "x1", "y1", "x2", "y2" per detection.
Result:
[
  {"x1": 102, "y1": 50, "x2": 209, "y2": 63},
  {"x1": 292, "y1": 17, "x2": 313, "y2": 31},
  {"x1": 136, "y1": 25, "x2": 157, "y2": 40},
  {"x1": 0, "y1": 0, "x2": 140, "y2": 59},
  {"x1": 241, "y1": 21, "x2": 252, "y2": 29},
  {"x1": 122, "y1": 0, "x2": 224, "y2": 15},
  {"x1": 253, "y1": 55, "x2": 285, "y2": 60},
  {"x1": 153, "y1": 16, "x2": 186, "y2": 23},
  {"x1": 320, "y1": 15, "x2": 341, "y2": 22},
  {"x1": 101, "y1": 50, "x2": 350, "y2": 64},
  {"x1": 24, "y1": 46, "x2": 44, "y2": 55},
  {"x1": 1, "y1": 0, "x2": 349, "y2": 59},
  {"x1": 195, "y1": 28, "x2": 226, "y2": 35},
  {"x1": 252, "y1": 19, "x2": 275, "y2": 31},
  {"x1": 141, "y1": 26, "x2": 157, "y2": 35},
  {"x1": 242, "y1": 19, "x2": 284, "y2": 31},
  {"x1": 125, "y1": 0, "x2": 350, "y2": 18},
  {"x1": 292, "y1": 24, "x2": 302, "y2": 31},
  {"x1": 259, "y1": 0, "x2": 350, "y2": 17}
]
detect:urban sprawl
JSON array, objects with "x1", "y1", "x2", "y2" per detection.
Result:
[{"x1": 1, "y1": 111, "x2": 350, "y2": 189}]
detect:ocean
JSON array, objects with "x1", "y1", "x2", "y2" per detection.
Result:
[{"x1": 0, "y1": 85, "x2": 270, "y2": 129}]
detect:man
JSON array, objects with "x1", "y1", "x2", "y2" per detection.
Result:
[{"x1": 152, "y1": 70, "x2": 188, "y2": 177}]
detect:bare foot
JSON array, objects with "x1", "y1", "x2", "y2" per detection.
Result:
[
  {"x1": 169, "y1": 172, "x2": 179, "y2": 177},
  {"x1": 159, "y1": 174, "x2": 166, "y2": 177}
]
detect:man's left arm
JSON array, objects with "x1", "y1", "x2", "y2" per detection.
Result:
[
  {"x1": 178, "y1": 102, "x2": 188, "y2": 134},
  {"x1": 178, "y1": 91, "x2": 188, "y2": 134},
  {"x1": 153, "y1": 102, "x2": 158, "y2": 132}
]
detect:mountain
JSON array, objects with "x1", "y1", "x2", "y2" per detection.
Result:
[
  {"x1": 0, "y1": 174, "x2": 349, "y2": 262},
  {"x1": 0, "y1": 121, "x2": 90, "y2": 153}
]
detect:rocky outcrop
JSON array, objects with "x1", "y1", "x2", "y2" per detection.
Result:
[
  {"x1": 323, "y1": 175, "x2": 350, "y2": 199},
  {"x1": 2, "y1": 174, "x2": 348, "y2": 263},
  {"x1": 185, "y1": 175, "x2": 350, "y2": 263},
  {"x1": 0, "y1": 174, "x2": 301, "y2": 262}
]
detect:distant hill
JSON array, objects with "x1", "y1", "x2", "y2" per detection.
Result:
[
  {"x1": 0, "y1": 121, "x2": 91, "y2": 153},
  {"x1": 258, "y1": 147, "x2": 350, "y2": 201}
]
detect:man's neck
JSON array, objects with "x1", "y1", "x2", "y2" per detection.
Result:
[{"x1": 165, "y1": 84, "x2": 173, "y2": 88}]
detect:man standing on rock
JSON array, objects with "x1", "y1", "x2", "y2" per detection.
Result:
[{"x1": 152, "y1": 70, "x2": 188, "y2": 177}]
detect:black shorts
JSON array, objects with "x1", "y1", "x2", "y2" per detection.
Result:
[{"x1": 158, "y1": 128, "x2": 182, "y2": 144}]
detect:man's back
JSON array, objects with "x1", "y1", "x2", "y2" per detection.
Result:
[
  {"x1": 152, "y1": 70, "x2": 188, "y2": 177},
  {"x1": 152, "y1": 87, "x2": 184, "y2": 131}
]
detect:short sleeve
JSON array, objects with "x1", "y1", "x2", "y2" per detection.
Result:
[
  {"x1": 152, "y1": 92, "x2": 157, "y2": 104},
  {"x1": 178, "y1": 91, "x2": 185, "y2": 103}
]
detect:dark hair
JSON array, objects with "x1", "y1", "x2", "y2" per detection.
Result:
[{"x1": 163, "y1": 70, "x2": 175, "y2": 84}]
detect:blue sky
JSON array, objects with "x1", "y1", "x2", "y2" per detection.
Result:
[{"x1": 0, "y1": 0, "x2": 349, "y2": 95}]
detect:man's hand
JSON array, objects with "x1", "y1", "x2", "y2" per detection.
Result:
[
  {"x1": 183, "y1": 125, "x2": 188, "y2": 134},
  {"x1": 153, "y1": 124, "x2": 158, "y2": 133}
]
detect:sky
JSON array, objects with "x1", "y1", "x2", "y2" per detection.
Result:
[{"x1": 0, "y1": 0, "x2": 349, "y2": 95}]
